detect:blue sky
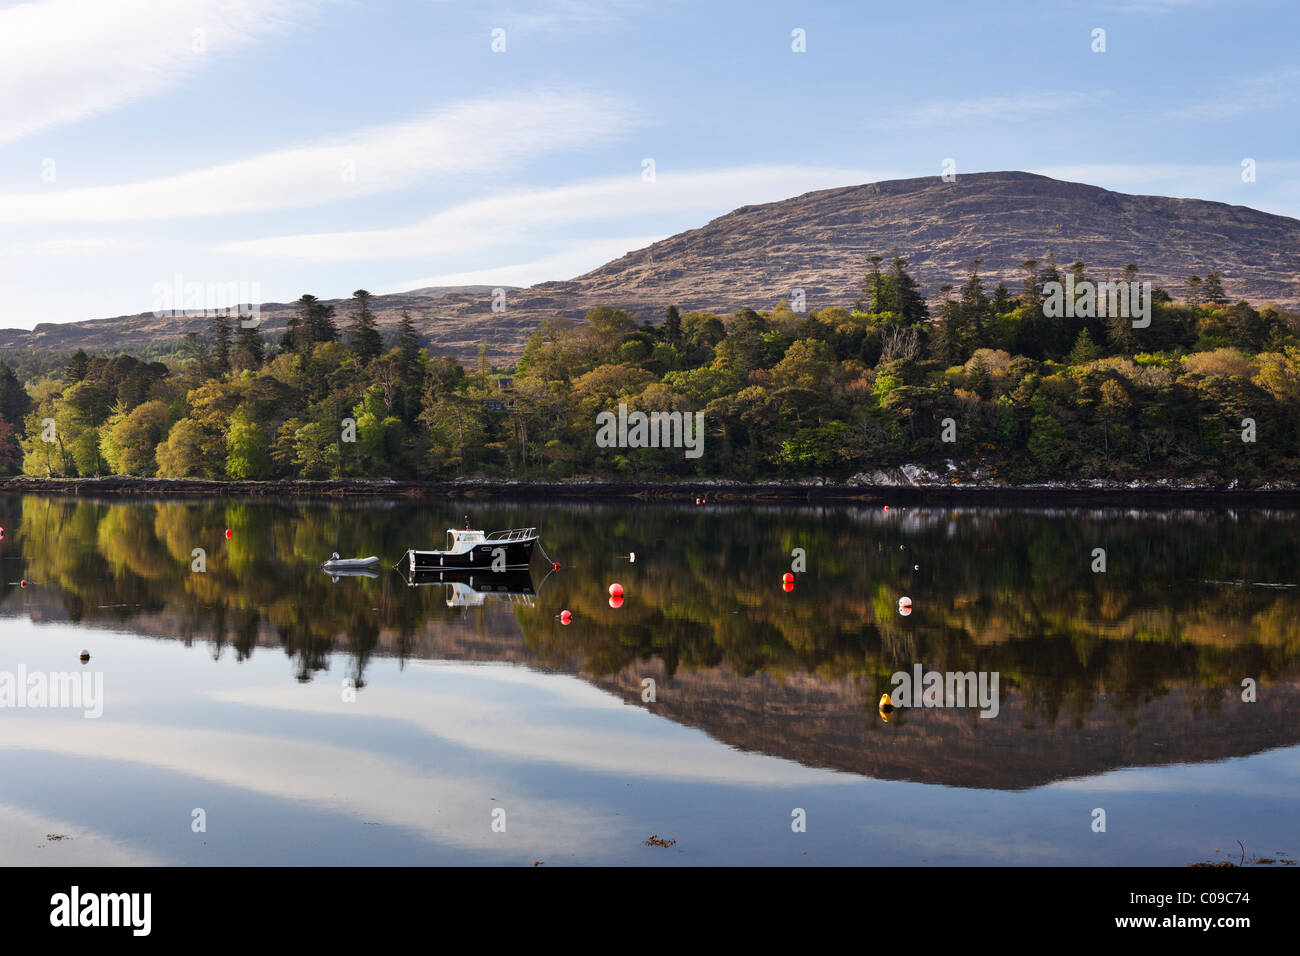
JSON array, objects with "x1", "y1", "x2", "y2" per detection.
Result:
[{"x1": 1, "y1": 0, "x2": 1297, "y2": 327}]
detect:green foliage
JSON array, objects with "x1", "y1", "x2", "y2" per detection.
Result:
[{"x1": 1, "y1": 269, "x2": 1296, "y2": 484}]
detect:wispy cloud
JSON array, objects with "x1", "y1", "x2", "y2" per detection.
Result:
[
  {"x1": 1167, "y1": 66, "x2": 1300, "y2": 120},
  {"x1": 0, "y1": 91, "x2": 634, "y2": 223},
  {"x1": 0, "y1": 236, "x2": 144, "y2": 256},
  {"x1": 0, "y1": 0, "x2": 321, "y2": 145},
  {"x1": 869, "y1": 91, "x2": 1103, "y2": 130},
  {"x1": 217, "y1": 164, "x2": 886, "y2": 260}
]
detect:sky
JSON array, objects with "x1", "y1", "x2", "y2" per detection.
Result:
[{"x1": 1, "y1": 0, "x2": 1297, "y2": 327}]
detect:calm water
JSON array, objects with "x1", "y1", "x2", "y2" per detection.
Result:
[{"x1": 1, "y1": 493, "x2": 1298, "y2": 866}]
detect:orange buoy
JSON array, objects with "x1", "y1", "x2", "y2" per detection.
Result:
[
  {"x1": 609, "y1": 595, "x2": 624, "y2": 609},
  {"x1": 608, "y1": 583, "x2": 624, "y2": 597}
]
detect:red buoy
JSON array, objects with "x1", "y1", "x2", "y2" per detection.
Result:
[
  {"x1": 608, "y1": 583, "x2": 624, "y2": 598},
  {"x1": 552, "y1": 562, "x2": 561, "y2": 571},
  {"x1": 782, "y1": 580, "x2": 794, "y2": 593},
  {"x1": 20, "y1": 579, "x2": 27, "y2": 589},
  {"x1": 782, "y1": 572, "x2": 794, "y2": 584},
  {"x1": 608, "y1": 595, "x2": 624, "y2": 609},
  {"x1": 559, "y1": 610, "x2": 572, "y2": 625},
  {"x1": 224, "y1": 528, "x2": 233, "y2": 539}
]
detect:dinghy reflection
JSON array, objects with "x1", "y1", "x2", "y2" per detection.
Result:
[{"x1": 404, "y1": 567, "x2": 537, "y2": 608}]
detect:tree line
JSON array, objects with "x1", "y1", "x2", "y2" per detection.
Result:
[{"x1": 2, "y1": 259, "x2": 1298, "y2": 483}]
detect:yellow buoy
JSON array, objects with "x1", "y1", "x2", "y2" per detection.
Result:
[{"x1": 878, "y1": 693, "x2": 895, "y2": 721}]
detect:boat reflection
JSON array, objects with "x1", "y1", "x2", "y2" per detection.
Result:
[{"x1": 404, "y1": 567, "x2": 537, "y2": 608}]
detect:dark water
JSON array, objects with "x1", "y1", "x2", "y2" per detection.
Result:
[{"x1": 1, "y1": 493, "x2": 1298, "y2": 865}]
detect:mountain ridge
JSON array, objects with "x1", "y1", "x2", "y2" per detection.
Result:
[{"x1": 4, "y1": 171, "x2": 1297, "y2": 361}]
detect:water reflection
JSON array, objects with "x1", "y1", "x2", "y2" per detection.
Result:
[{"x1": 3, "y1": 493, "x2": 1299, "y2": 796}]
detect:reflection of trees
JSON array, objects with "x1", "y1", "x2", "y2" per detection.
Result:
[{"x1": 5, "y1": 493, "x2": 1300, "y2": 724}]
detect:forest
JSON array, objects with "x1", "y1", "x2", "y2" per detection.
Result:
[{"x1": 2, "y1": 256, "x2": 1298, "y2": 484}]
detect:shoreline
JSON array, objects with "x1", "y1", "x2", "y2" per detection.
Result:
[{"x1": 2, "y1": 475, "x2": 1299, "y2": 507}]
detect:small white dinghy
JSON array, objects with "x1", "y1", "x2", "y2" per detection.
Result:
[{"x1": 321, "y1": 552, "x2": 381, "y2": 571}]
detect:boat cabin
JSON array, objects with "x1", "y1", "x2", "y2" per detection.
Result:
[{"x1": 443, "y1": 528, "x2": 487, "y2": 554}]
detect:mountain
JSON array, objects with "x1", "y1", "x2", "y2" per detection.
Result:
[{"x1": 4, "y1": 171, "x2": 1298, "y2": 361}]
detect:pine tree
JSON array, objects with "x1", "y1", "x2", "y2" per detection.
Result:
[
  {"x1": 210, "y1": 314, "x2": 231, "y2": 375},
  {"x1": 663, "y1": 305, "x2": 683, "y2": 343},
  {"x1": 1067, "y1": 329, "x2": 1102, "y2": 365},
  {"x1": 293, "y1": 294, "x2": 338, "y2": 351},
  {"x1": 0, "y1": 363, "x2": 30, "y2": 432},
  {"x1": 930, "y1": 285, "x2": 963, "y2": 366},
  {"x1": 858, "y1": 255, "x2": 889, "y2": 313},
  {"x1": 888, "y1": 253, "x2": 929, "y2": 324},
  {"x1": 234, "y1": 320, "x2": 265, "y2": 369},
  {"x1": 990, "y1": 282, "x2": 1013, "y2": 315},
  {"x1": 347, "y1": 289, "x2": 383, "y2": 363},
  {"x1": 1020, "y1": 259, "x2": 1041, "y2": 308},
  {"x1": 1202, "y1": 271, "x2": 1229, "y2": 305},
  {"x1": 396, "y1": 311, "x2": 423, "y2": 422},
  {"x1": 65, "y1": 349, "x2": 89, "y2": 382},
  {"x1": 1185, "y1": 275, "x2": 1203, "y2": 308}
]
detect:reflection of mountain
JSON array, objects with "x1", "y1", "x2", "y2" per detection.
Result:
[
  {"x1": 16, "y1": 581, "x2": 1300, "y2": 791},
  {"x1": 5, "y1": 493, "x2": 1300, "y2": 790}
]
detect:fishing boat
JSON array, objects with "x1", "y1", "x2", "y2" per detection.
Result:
[{"x1": 402, "y1": 523, "x2": 538, "y2": 572}]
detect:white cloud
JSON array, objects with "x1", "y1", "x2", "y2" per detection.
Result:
[
  {"x1": 1167, "y1": 66, "x2": 1300, "y2": 120},
  {"x1": 0, "y1": 91, "x2": 633, "y2": 223},
  {"x1": 868, "y1": 91, "x2": 1102, "y2": 129},
  {"x1": 0, "y1": 237, "x2": 144, "y2": 256},
  {"x1": 0, "y1": 0, "x2": 320, "y2": 145},
  {"x1": 217, "y1": 164, "x2": 886, "y2": 260}
]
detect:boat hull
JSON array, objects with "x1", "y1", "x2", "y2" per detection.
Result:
[{"x1": 407, "y1": 538, "x2": 535, "y2": 571}]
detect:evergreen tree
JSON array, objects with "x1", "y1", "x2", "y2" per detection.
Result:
[
  {"x1": 888, "y1": 253, "x2": 929, "y2": 324},
  {"x1": 959, "y1": 259, "x2": 989, "y2": 348},
  {"x1": 0, "y1": 363, "x2": 30, "y2": 432},
  {"x1": 347, "y1": 289, "x2": 383, "y2": 363},
  {"x1": 1185, "y1": 275, "x2": 1203, "y2": 308},
  {"x1": 234, "y1": 320, "x2": 265, "y2": 370},
  {"x1": 1202, "y1": 271, "x2": 1229, "y2": 305},
  {"x1": 292, "y1": 294, "x2": 338, "y2": 351},
  {"x1": 990, "y1": 282, "x2": 1013, "y2": 315},
  {"x1": 65, "y1": 349, "x2": 90, "y2": 382},
  {"x1": 1067, "y1": 329, "x2": 1102, "y2": 365},
  {"x1": 210, "y1": 314, "x2": 232, "y2": 375},
  {"x1": 396, "y1": 311, "x2": 423, "y2": 421},
  {"x1": 858, "y1": 255, "x2": 889, "y2": 313},
  {"x1": 930, "y1": 285, "x2": 963, "y2": 366},
  {"x1": 1020, "y1": 259, "x2": 1041, "y2": 308},
  {"x1": 663, "y1": 305, "x2": 683, "y2": 343}
]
